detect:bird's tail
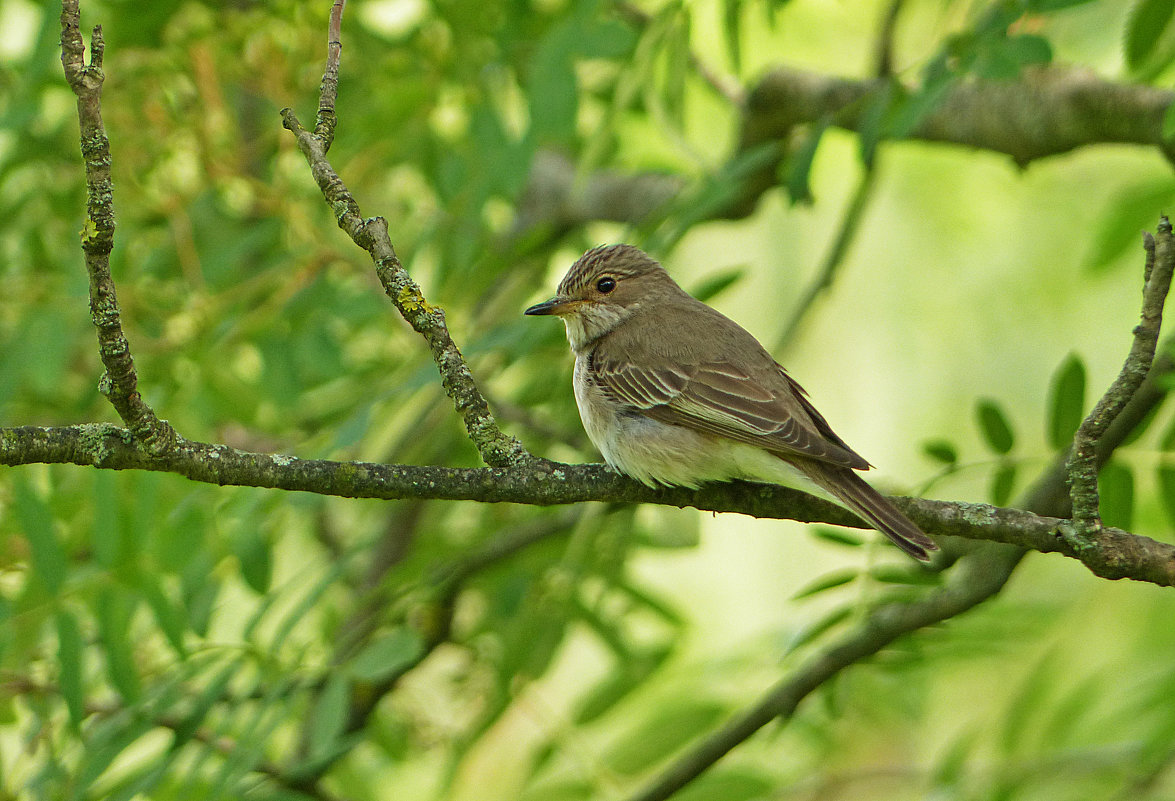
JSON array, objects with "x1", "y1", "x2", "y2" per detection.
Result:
[{"x1": 798, "y1": 461, "x2": 938, "y2": 562}]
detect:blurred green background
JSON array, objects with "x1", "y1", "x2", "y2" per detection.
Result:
[{"x1": 3, "y1": 0, "x2": 1175, "y2": 799}]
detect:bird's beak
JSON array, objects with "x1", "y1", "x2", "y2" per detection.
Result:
[{"x1": 524, "y1": 296, "x2": 577, "y2": 316}]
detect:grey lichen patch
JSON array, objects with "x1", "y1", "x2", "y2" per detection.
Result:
[
  {"x1": 953, "y1": 501, "x2": 1002, "y2": 528},
  {"x1": 77, "y1": 422, "x2": 125, "y2": 466}
]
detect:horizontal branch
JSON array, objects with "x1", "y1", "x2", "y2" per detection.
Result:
[
  {"x1": 741, "y1": 65, "x2": 1175, "y2": 166},
  {"x1": 3, "y1": 424, "x2": 1173, "y2": 587},
  {"x1": 516, "y1": 66, "x2": 1175, "y2": 234}
]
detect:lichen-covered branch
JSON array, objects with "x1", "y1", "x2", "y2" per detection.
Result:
[
  {"x1": 59, "y1": 1, "x2": 175, "y2": 454},
  {"x1": 279, "y1": 5, "x2": 526, "y2": 469},
  {"x1": 1068, "y1": 218, "x2": 1175, "y2": 541},
  {"x1": 3, "y1": 424, "x2": 1174, "y2": 586},
  {"x1": 314, "y1": 0, "x2": 345, "y2": 148}
]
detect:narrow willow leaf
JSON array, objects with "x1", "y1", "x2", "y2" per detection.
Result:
[
  {"x1": 786, "y1": 606, "x2": 852, "y2": 653},
  {"x1": 782, "y1": 119, "x2": 827, "y2": 204},
  {"x1": 12, "y1": 473, "x2": 66, "y2": 595},
  {"x1": 55, "y1": 609, "x2": 85, "y2": 730},
  {"x1": 1099, "y1": 460, "x2": 1134, "y2": 530},
  {"x1": 603, "y1": 701, "x2": 726, "y2": 775},
  {"x1": 722, "y1": 0, "x2": 741, "y2": 73},
  {"x1": 1126, "y1": 0, "x2": 1175, "y2": 70},
  {"x1": 231, "y1": 526, "x2": 272, "y2": 595},
  {"x1": 136, "y1": 573, "x2": 188, "y2": 658},
  {"x1": 689, "y1": 267, "x2": 745, "y2": 303},
  {"x1": 672, "y1": 770, "x2": 776, "y2": 801},
  {"x1": 792, "y1": 569, "x2": 859, "y2": 600},
  {"x1": 922, "y1": 439, "x2": 958, "y2": 465},
  {"x1": 990, "y1": 462, "x2": 1017, "y2": 507},
  {"x1": 870, "y1": 565, "x2": 943, "y2": 586},
  {"x1": 1047, "y1": 353, "x2": 1087, "y2": 449},
  {"x1": 96, "y1": 587, "x2": 141, "y2": 702},
  {"x1": 1157, "y1": 465, "x2": 1175, "y2": 528},
  {"x1": 976, "y1": 398, "x2": 1015, "y2": 454},
  {"x1": 810, "y1": 526, "x2": 865, "y2": 548},
  {"x1": 169, "y1": 659, "x2": 240, "y2": 751},
  {"x1": 349, "y1": 627, "x2": 425, "y2": 683},
  {"x1": 309, "y1": 674, "x2": 350, "y2": 762}
]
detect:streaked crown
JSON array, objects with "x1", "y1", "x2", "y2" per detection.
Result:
[{"x1": 556, "y1": 244, "x2": 672, "y2": 298}]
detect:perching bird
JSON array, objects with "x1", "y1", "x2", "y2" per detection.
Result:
[{"x1": 524, "y1": 244, "x2": 937, "y2": 561}]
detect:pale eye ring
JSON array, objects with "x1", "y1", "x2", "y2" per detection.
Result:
[{"x1": 596, "y1": 277, "x2": 616, "y2": 293}]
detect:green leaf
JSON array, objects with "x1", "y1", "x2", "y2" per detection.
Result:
[
  {"x1": 603, "y1": 701, "x2": 726, "y2": 775},
  {"x1": 781, "y1": 119, "x2": 827, "y2": 204},
  {"x1": 231, "y1": 525, "x2": 272, "y2": 595},
  {"x1": 96, "y1": 587, "x2": 142, "y2": 702},
  {"x1": 990, "y1": 462, "x2": 1017, "y2": 507},
  {"x1": 12, "y1": 473, "x2": 67, "y2": 595},
  {"x1": 689, "y1": 267, "x2": 746, "y2": 303},
  {"x1": 786, "y1": 606, "x2": 852, "y2": 653},
  {"x1": 135, "y1": 573, "x2": 188, "y2": 658},
  {"x1": 1158, "y1": 464, "x2": 1175, "y2": 528},
  {"x1": 722, "y1": 0, "x2": 741, "y2": 73},
  {"x1": 870, "y1": 565, "x2": 942, "y2": 586},
  {"x1": 1003, "y1": 34, "x2": 1053, "y2": 67},
  {"x1": 976, "y1": 399, "x2": 1015, "y2": 454},
  {"x1": 672, "y1": 769, "x2": 775, "y2": 801},
  {"x1": 792, "y1": 569, "x2": 860, "y2": 600},
  {"x1": 810, "y1": 526, "x2": 865, "y2": 548},
  {"x1": 169, "y1": 659, "x2": 240, "y2": 751},
  {"x1": 922, "y1": 439, "x2": 958, "y2": 465},
  {"x1": 55, "y1": 609, "x2": 85, "y2": 730},
  {"x1": 349, "y1": 627, "x2": 426, "y2": 682},
  {"x1": 1084, "y1": 182, "x2": 1175, "y2": 271},
  {"x1": 1047, "y1": 353, "x2": 1086, "y2": 450},
  {"x1": 308, "y1": 673, "x2": 351, "y2": 762},
  {"x1": 1099, "y1": 460, "x2": 1134, "y2": 530},
  {"x1": 1126, "y1": 0, "x2": 1175, "y2": 71}
]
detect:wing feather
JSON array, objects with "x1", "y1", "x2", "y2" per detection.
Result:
[{"x1": 591, "y1": 356, "x2": 869, "y2": 469}]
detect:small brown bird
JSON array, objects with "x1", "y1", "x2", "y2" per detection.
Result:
[{"x1": 525, "y1": 244, "x2": 937, "y2": 561}]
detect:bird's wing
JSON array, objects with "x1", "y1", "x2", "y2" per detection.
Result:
[{"x1": 589, "y1": 352, "x2": 870, "y2": 470}]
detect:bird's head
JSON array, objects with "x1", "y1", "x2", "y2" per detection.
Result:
[{"x1": 525, "y1": 244, "x2": 678, "y2": 351}]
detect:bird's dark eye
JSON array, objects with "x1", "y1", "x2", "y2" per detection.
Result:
[{"x1": 596, "y1": 277, "x2": 616, "y2": 294}]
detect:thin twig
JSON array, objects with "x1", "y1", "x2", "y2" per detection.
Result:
[
  {"x1": 1067, "y1": 218, "x2": 1175, "y2": 542},
  {"x1": 59, "y1": 1, "x2": 175, "y2": 454},
  {"x1": 279, "y1": 134, "x2": 526, "y2": 467},
  {"x1": 623, "y1": 544, "x2": 1022, "y2": 801},
  {"x1": 315, "y1": 0, "x2": 345, "y2": 148},
  {"x1": 774, "y1": 165, "x2": 879, "y2": 351}
]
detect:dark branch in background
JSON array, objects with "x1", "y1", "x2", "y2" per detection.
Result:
[
  {"x1": 3, "y1": 424, "x2": 1174, "y2": 586},
  {"x1": 514, "y1": 66, "x2": 1175, "y2": 238},
  {"x1": 59, "y1": 0, "x2": 175, "y2": 454},
  {"x1": 278, "y1": 115, "x2": 528, "y2": 468},
  {"x1": 1068, "y1": 218, "x2": 1175, "y2": 540}
]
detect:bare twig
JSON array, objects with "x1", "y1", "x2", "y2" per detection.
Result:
[
  {"x1": 774, "y1": 165, "x2": 879, "y2": 351},
  {"x1": 315, "y1": 0, "x2": 345, "y2": 147},
  {"x1": 623, "y1": 543, "x2": 1022, "y2": 801},
  {"x1": 280, "y1": 104, "x2": 526, "y2": 466},
  {"x1": 59, "y1": 1, "x2": 176, "y2": 454},
  {"x1": 1067, "y1": 218, "x2": 1175, "y2": 542}
]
